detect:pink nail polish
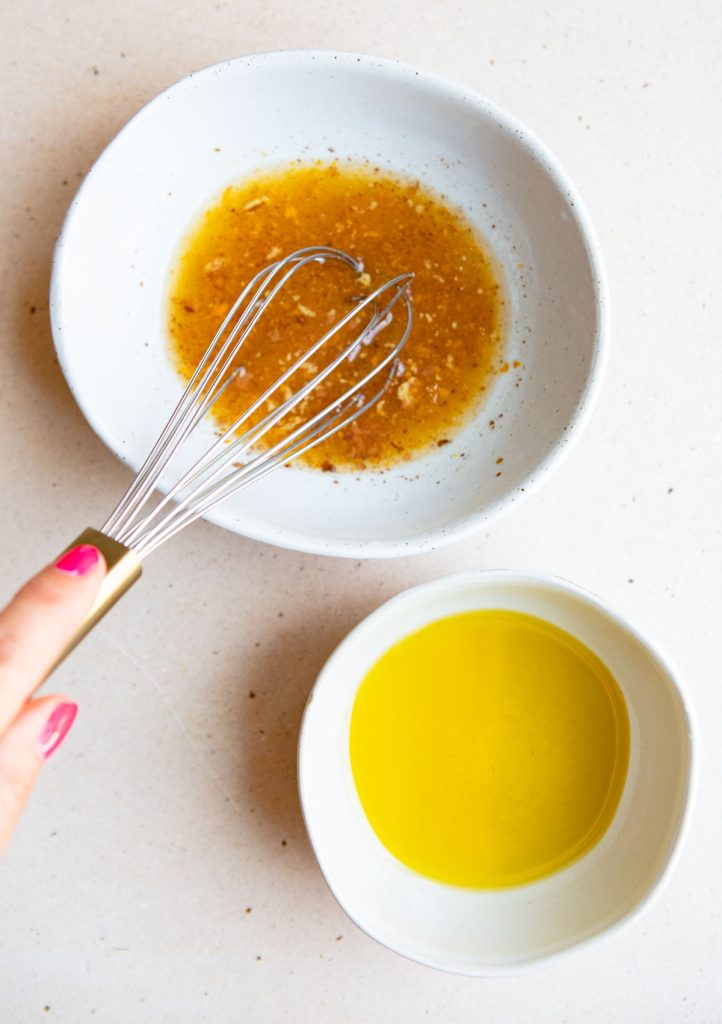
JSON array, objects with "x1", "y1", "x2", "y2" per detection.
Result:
[
  {"x1": 37, "y1": 702, "x2": 78, "y2": 760},
  {"x1": 55, "y1": 544, "x2": 100, "y2": 577}
]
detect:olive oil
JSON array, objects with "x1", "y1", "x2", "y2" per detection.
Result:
[{"x1": 350, "y1": 610, "x2": 630, "y2": 889}]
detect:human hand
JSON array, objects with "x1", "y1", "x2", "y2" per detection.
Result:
[{"x1": 0, "y1": 544, "x2": 106, "y2": 852}]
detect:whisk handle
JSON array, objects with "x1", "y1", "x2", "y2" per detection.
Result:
[{"x1": 46, "y1": 528, "x2": 142, "y2": 680}]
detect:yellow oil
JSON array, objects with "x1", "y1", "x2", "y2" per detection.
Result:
[{"x1": 349, "y1": 609, "x2": 630, "y2": 889}]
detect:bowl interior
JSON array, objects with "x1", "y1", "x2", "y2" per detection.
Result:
[
  {"x1": 51, "y1": 52, "x2": 604, "y2": 557},
  {"x1": 298, "y1": 572, "x2": 693, "y2": 974}
]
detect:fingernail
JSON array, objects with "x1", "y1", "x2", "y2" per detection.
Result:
[
  {"x1": 37, "y1": 702, "x2": 78, "y2": 760},
  {"x1": 55, "y1": 544, "x2": 100, "y2": 577}
]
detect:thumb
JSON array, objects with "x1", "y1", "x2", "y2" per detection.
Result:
[{"x1": 0, "y1": 696, "x2": 77, "y2": 853}]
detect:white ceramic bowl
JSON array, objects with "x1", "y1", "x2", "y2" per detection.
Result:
[
  {"x1": 298, "y1": 571, "x2": 695, "y2": 974},
  {"x1": 51, "y1": 51, "x2": 607, "y2": 558}
]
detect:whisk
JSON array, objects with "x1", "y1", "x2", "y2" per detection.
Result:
[{"x1": 50, "y1": 246, "x2": 413, "y2": 676}]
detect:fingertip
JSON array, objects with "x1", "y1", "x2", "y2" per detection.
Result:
[
  {"x1": 1, "y1": 695, "x2": 79, "y2": 764},
  {"x1": 0, "y1": 549, "x2": 104, "y2": 722},
  {"x1": 0, "y1": 695, "x2": 78, "y2": 853}
]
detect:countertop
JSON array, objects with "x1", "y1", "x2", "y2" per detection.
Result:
[{"x1": 1, "y1": 0, "x2": 721, "y2": 1020}]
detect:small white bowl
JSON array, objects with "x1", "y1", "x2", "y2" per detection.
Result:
[
  {"x1": 51, "y1": 51, "x2": 607, "y2": 558},
  {"x1": 298, "y1": 571, "x2": 695, "y2": 974}
]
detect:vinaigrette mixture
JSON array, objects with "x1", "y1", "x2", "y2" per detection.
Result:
[
  {"x1": 350, "y1": 610, "x2": 630, "y2": 889},
  {"x1": 168, "y1": 161, "x2": 505, "y2": 471}
]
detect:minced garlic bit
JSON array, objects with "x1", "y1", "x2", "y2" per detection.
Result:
[
  {"x1": 204, "y1": 257, "x2": 226, "y2": 274},
  {"x1": 243, "y1": 196, "x2": 269, "y2": 212},
  {"x1": 397, "y1": 379, "x2": 416, "y2": 407}
]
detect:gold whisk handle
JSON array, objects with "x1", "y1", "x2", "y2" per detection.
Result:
[{"x1": 47, "y1": 528, "x2": 142, "y2": 679}]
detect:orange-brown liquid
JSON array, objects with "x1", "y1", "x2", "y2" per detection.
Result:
[{"x1": 168, "y1": 162, "x2": 505, "y2": 471}]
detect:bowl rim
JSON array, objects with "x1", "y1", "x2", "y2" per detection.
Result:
[
  {"x1": 297, "y1": 568, "x2": 698, "y2": 975},
  {"x1": 50, "y1": 49, "x2": 610, "y2": 559}
]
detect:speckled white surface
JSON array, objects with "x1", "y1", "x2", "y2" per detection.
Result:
[{"x1": 1, "y1": 1, "x2": 721, "y2": 1020}]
